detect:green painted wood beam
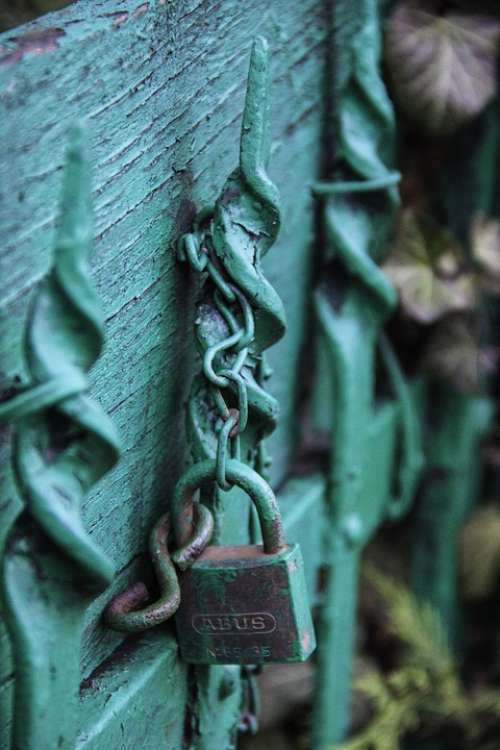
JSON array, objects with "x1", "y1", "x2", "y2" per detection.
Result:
[
  {"x1": 78, "y1": 631, "x2": 187, "y2": 749},
  {"x1": 0, "y1": 3, "x2": 328, "y2": 746}
]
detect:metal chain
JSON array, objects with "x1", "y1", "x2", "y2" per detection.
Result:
[
  {"x1": 105, "y1": 220, "x2": 261, "y2": 632},
  {"x1": 178, "y1": 227, "x2": 256, "y2": 493},
  {"x1": 237, "y1": 666, "x2": 262, "y2": 735}
]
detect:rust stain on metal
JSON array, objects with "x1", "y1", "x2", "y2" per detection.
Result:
[
  {"x1": 104, "y1": 581, "x2": 150, "y2": 620},
  {"x1": 271, "y1": 517, "x2": 286, "y2": 552},
  {"x1": 0, "y1": 29, "x2": 65, "y2": 67}
]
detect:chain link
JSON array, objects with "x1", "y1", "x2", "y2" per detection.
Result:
[
  {"x1": 179, "y1": 228, "x2": 256, "y2": 492},
  {"x1": 238, "y1": 665, "x2": 262, "y2": 735},
  {"x1": 105, "y1": 223, "x2": 263, "y2": 631}
]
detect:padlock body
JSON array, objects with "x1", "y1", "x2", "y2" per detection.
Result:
[{"x1": 175, "y1": 543, "x2": 316, "y2": 664}]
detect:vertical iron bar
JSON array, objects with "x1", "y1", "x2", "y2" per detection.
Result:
[{"x1": 310, "y1": 0, "x2": 415, "y2": 746}]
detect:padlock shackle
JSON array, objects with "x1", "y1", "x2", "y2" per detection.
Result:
[{"x1": 172, "y1": 458, "x2": 285, "y2": 555}]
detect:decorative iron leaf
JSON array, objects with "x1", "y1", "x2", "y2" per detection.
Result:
[
  {"x1": 383, "y1": 210, "x2": 475, "y2": 323},
  {"x1": 385, "y1": 1, "x2": 500, "y2": 134}
]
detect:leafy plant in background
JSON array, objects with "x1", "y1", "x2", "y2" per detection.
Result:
[
  {"x1": 382, "y1": 208, "x2": 500, "y2": 393},
  {"x1": 383, "y1": 2, "x2": 500, "y2": 396},
  {"x1": 385, "y1": 0, "x2": 500, "y2": 135},
  {"x1": 342, "y1": 6, "x2": 500, "y2": 749},
  {"x1": 337, "y1": 568, "x2": 500, "y2": 750},
  {"x1": 382, "y1": 210, "x2": 475, "y2": 325},
  {"x1": 382, "y1": 2, "x2": 500, "y2": 396}
]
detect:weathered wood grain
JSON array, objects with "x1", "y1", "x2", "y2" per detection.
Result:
[
  {"x1": 78, "y1": 630, "x2": 188, "y2": 749},
  {"x1": 0, "y1": 0, "x2": 327, "y2": 746}
]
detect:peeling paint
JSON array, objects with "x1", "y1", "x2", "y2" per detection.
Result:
[
  {"x1": 0, "y1": 28, "x2": 65, "y2": 66},
  {"x1": 133, "y1": 3, "x2": 150, "y2": 18},
  {"x1": 105, "y1": 11, "x2": 130, "y2": 28}
]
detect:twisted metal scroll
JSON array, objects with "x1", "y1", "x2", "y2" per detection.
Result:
[
  {"x1": 0, "y1": 123, "x2": 120, "y2": 586},
  {"x1": 0, "y1": 124, "x2": 120, "y2": 750},
  {"x1": 178, "y1": 37, "x2": 287, "y2": 746},
  {"x1": 104, "y1": 37, "x2": 285, "y2": 746},
  {"x1": 311, "y1": 1, "x2": 422, "y2": 747},
  {"x1": 180, "y1": 36, "x2": 285, "y2": 489}
]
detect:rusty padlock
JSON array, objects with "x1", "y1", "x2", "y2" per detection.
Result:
[{"x1": 171, "y1": 458, "x2": 316, "y2": 665}]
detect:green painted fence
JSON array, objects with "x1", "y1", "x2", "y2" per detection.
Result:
[{"x1": 0, "y1": 1, "x2": 493, "y2": 749}]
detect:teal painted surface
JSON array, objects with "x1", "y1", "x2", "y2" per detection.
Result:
[
  {"x1": 78, "y1": 631, "x2": 188, "y2": 749},
  {"x1": 0, "y1": 0, "x2": 327, "y2": 747}
]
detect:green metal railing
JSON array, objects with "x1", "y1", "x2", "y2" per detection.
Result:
[
  {"x1": 308, "y1": 2, "x2": 496, "y2": 748},
  {"x1": 309, "y1": 2, "x2": 424, "y2": 746}
]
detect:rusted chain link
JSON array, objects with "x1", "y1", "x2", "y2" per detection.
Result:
[{"x1": 104, "y1": 503, "x2": 214, "y2": 632}]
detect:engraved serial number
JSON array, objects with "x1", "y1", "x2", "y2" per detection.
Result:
[
  {"x1": 192, "y1": 612, "x2": 276, "y2": 636},
  {"x1": 207, "y1": 644, "x2": 272, "y2": 659}
]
